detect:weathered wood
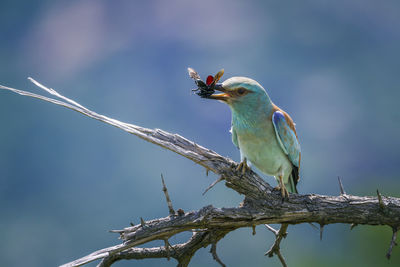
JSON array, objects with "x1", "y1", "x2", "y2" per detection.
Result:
[
  {"x1": 1, "y1": 79, "x2": 399, "y2": 267},
  {"x1": 62, "y1": 191, "x2": 400, "y2": 267}
]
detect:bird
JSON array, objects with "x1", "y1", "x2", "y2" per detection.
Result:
[{"x1": 207, "y1": 76, "x2": 301, "y2": 198}]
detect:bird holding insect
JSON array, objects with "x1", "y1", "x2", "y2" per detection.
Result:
[{"x1": 189, "y1": 68, "x2": 301, "y2": 198}]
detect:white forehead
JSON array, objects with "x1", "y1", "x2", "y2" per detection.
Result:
[{"x1": 222, "y1": 77, "x2": 265, "y2": 92}]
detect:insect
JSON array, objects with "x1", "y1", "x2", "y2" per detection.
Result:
[{"x1": 188, "y1": 67, "x2": 224, "y2": 98}]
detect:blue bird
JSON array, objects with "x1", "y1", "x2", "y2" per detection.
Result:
[{"x1": 208, "y1": 76, "x2": 301, "y2": 198}]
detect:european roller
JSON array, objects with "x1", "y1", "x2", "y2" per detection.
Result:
[{"x1": 207, "y1": 76, "x2": 301, "y2": 198}]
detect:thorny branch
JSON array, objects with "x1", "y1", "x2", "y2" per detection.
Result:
[
  {"x1": 1, "y1": 79, "x2": 400, "y2": 267},
  {"x1": 161, "y1": 174, "x2": 175, "y2": 216},
  {"x1": 97, "y1": 230, "x2": 229, "y2": 267},
  {"x1": 265, "y1": 224, "x2": 289, "y2": 267}
]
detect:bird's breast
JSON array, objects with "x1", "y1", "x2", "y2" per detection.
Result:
[{"x1": 234, "y1": 122, "x2": 290, "y2": 176}]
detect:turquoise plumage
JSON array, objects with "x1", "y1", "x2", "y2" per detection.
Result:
[{"x1": 207, "y1": 76, "x2": 301, "y2": 197}]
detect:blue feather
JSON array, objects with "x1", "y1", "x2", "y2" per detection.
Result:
[{"x1": 272, "y1": 111, "x2": 301, "y2": 167}]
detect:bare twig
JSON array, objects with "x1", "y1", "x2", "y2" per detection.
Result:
[
  {"x1": 210, "y1": 242, "x2": 226, "y2": 267},
  {"x1": 265, "y1": 224, "x2": 289, "y2": 267},
  {"x1": 265, "y1": 224, "x2": 279, "y2": 236},
  {"x1": 386, "y1": 227, "x2": 398, "y2": 259},
  {"x1": 161, "y1": 174, "x2": 175, "y2": 216},
  {"x1": 338, "y1": 176, "x2": 346, "y2": 195},
  {"x1": 203, "y1": 176, "x2": 225, "y2": 195}
]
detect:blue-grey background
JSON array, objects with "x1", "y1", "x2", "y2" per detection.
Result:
[{"x1": 1, "y1": 1, "x2": 399, "y2": 266}]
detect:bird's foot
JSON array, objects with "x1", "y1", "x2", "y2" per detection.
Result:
[
  {"x1": 273, "y1": 184, "x2": 289, "y2": 201},
  {"x1": 235, "y1": 158, "x2": 250, "y2": 175}
]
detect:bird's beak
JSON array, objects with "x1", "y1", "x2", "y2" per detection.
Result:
[{"x1": 208, "y1": 83, "x2": 231, "y2": 101}]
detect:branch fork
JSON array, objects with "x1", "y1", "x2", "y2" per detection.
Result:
[
  {"x1": 265, "y1": 224, "x2": 289, "y2": 267},
  {"x1": 1, "y1": 79, "x2": 400, "y2": 267}
]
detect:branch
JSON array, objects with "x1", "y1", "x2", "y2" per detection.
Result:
[
  {"x1": 387, "y1": 226, "x2": 398, "y2": 259},
  {"x1": 0, "y1": 79, "x2": 271, "y2": 199},
  {"x1": 1, "y1": 79, "x2": 399, "y2": 267},
  {"x1": 62, "y1": 190, "x2": 400, "y2": 267},
  {"x1": 210, "y1": 240, "x2": 226, "y2": 267},
  {"x1": 97, "y1": 230, "x2": 229, "y2": 267},
  {"x1": 265, "y1": 224, "x2": 288, "y2": 267}
]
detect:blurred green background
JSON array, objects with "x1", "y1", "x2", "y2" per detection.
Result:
[{"x1": 1, "y1": 0, "x2": 399, "y2": 266}]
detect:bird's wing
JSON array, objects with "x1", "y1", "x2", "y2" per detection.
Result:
[
  {"x1": 230, "y1": 126, "x2": 239, "y2": 149},
  {"x1": 272, "y1": 110, "x2": 301, "y2": 168}
]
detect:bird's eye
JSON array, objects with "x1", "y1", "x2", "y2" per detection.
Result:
[{"x1": 237, "y1": 88, "x2": 246, "y2": 95}]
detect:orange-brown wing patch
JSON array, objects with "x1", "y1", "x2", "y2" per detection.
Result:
[{"x1": 272, "y1": 104, "x2": 298, "y2": 138}]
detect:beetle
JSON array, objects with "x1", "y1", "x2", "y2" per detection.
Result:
[{"x1": 188, "y1": 68, "x2": 224, "y2": 98}]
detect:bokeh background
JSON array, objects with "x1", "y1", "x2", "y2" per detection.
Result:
[{"x1": 1, "y1": 1, "x2": 399, "y2": 266}]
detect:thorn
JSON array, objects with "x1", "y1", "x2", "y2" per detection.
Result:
[
  {"x1": 337, "y1": 176, "x2": 346, "y2": 195},
  {"x1": 140, "y1": 217, "x2": 146, "y2": 227},
  {"x1": 386, "y1": 226, "x2": 398, "y2": 259},
  {"x1": 377, "y1": 189, "x2": 386, "y2": 211},
  {"x1": 350, "y1": 223, "x2": 358, "y2": 230},
  {"x1": 252, "y1": 225, "x2": 256, "y2": 235},
  {"x1": 319, "y1": 224, "x2": 325, "y2": 241},
  {"x1": 161, "y1": 174, "x2": 175, "y2": 216},
  {"x1": 203, "y1": 176, "x2": 225, "y2": 195}
]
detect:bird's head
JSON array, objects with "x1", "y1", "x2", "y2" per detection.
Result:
[{"x1": 209, "y1": 77, "x2": 271, "y2": 112}]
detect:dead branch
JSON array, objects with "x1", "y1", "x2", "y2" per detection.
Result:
[
  {"x1": 97, "y1": 230, "x2": 229, "y2": 267},
  {"x1": 265, "y1": 223, "x2": 289, "y2": 267},
  {"x1": 1, "y1": 79, "x2": 399, "y2": 267},
  {"x1": 210, "y1": 240, "x2": 226, "y2": 267},
  {"x1": 161, "y1": 174, "x2": 175, "y2": 216},
  {"x1": 387, "y1": 227, "x2": 398, "y2": 259}
]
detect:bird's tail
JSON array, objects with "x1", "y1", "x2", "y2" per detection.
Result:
[{"x1": 286, "y1": 167, "x2": 299, "y2": 193}]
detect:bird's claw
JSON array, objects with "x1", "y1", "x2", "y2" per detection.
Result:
[
  {"x1": 236, "y1": 158, "x2": 250, "y2": 175},
  {"x1": 273, "y1": 184, "x2": 289, "y2": 201}
]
